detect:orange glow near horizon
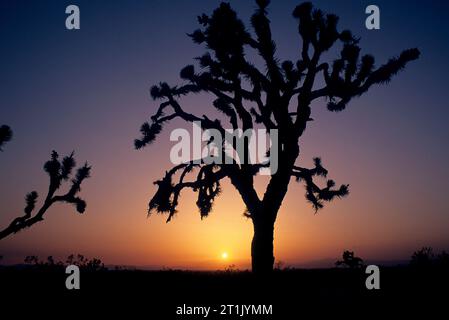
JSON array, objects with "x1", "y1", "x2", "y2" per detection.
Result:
[
  {"x1": 2, "y1": 154, "x2": 449, "y2": 270},
  {"x1": 1, "y1": 114, "x2": 449, "y2": 269}
]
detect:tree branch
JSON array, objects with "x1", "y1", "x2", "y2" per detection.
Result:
[
  {"x1": 0, "y1": 151, "x2": 91, "y2": 240},
  {"x1": 292, "y1": 157, "x2": 348, "y2": 211},
  {"x1": 148, "y1": 160, "x2": 229, "y2": 222}
]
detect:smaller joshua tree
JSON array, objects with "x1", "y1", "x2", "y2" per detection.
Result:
[
  {"x1": 335, "y1": 250, "x2": 364, "y2": 269},
  {"x1": 0, "y1": 151, "x2": 91, "y2": 240}
]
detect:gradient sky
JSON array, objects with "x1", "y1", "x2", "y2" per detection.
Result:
[{"x1": 0, "y1": 0, "x2": 448, "y2": 269}]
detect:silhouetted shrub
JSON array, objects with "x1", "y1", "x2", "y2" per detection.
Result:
[
  {"x1": 410, "y1": 247, "x2": 449, "y2": 269},
  {"x1": 23, "y1": 254, "x2": 106, "y2": 271},
  {"x1": 336, "y1": 250, "x2": 364, "y2": 269},
  {"x1": 410, "y1": 247, "x2": 434, "y2": 268}
]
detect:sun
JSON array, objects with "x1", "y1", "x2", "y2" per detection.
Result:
[{"x1": 221, "y1": 252, "x2": 229, "y2": 260}]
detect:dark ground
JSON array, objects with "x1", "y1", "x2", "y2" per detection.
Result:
[{"x1": 1, "y1": 266, "x2": 447, "y2": 318}]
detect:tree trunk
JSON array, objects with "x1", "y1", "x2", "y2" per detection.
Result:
[{"x1": 251, "y1": 217, "x2": 275, "y2": 273}]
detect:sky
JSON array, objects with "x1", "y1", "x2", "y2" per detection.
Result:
[{"x1": 0, "y1": 0, "x2": 448, "y2": 269}]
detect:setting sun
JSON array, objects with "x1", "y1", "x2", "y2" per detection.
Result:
[{"x1": 221, "y1": 252, "x2": 229, "y2": 260}]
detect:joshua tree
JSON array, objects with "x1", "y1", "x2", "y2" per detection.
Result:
[
  {"x1": 336, "y1": 250, "x2": 364, "y2": 269},
  {"x1": 135, "y1": 1, "x2": 420, "y2": 272},
  {"x1": 0, "y1": 151, "x2": 91, "y2": 240},
  {"x1": 0, "y1": 125, "x2": 12, "y2": 151}
]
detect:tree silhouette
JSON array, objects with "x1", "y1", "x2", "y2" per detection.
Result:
[
  {"x1": 23, "y1": 254, "x2": 106, "y2": 271},
  {"x1": 335, "y1": 250, "x2": 364, "y2": 269},
  {"x1": 136, "y1": 1, "x2": 420, "y2": 272},
  {"x1": 0, "y1": 150, "x2": 91, "y2": 240},
  {"x1": 0, "y1": 125, "x2": 12, "y2": 151},
  {"x1": 410, "y1": 247, "x2": 434, "y2": 268},
  {"x1": 410, "y1": 247, "x2": 449, "y2": 269}
]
